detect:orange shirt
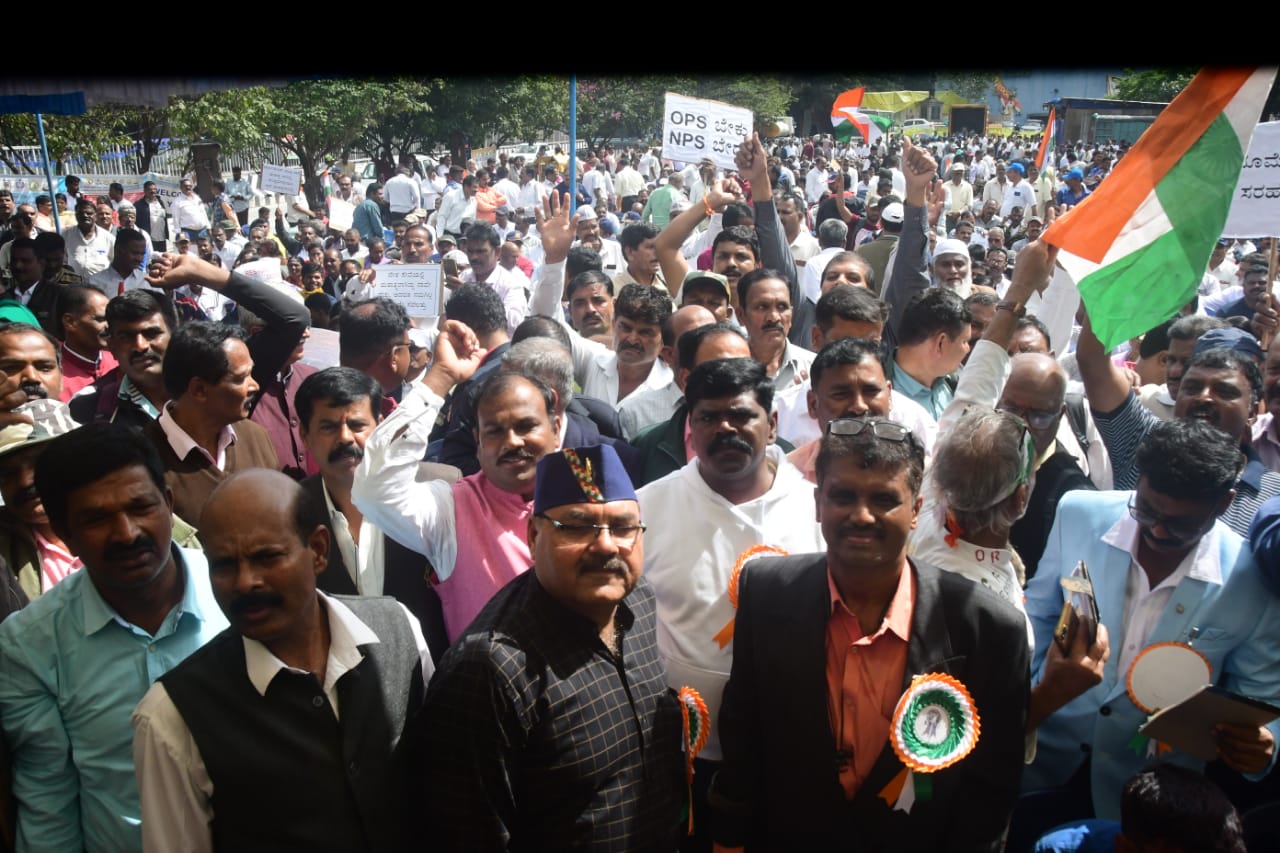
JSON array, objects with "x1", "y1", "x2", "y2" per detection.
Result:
[
  {"x1": 825, "y1": 562, "x2": 914, "y2": 800},
  {"x1": 474, "y1": 187, "x2": 507, "y2": 224}
]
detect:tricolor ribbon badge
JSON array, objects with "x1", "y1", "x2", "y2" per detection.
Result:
[
  {"x1": 712, "y1": 545, "x2": 788, "y2": 649},
  {"x1": 678, "y1": 686, "x2": 710, "y2": 835},
  {"x1": 879, "y1": 673, "x2": 980, "y2": 814}
]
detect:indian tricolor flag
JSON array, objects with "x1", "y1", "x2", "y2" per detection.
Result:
[
  {"x1": 1044, "y1": 66, "x2": 1276, "y2": 350},
  {"x1": 1035, "y1": 106, "x2": 1058, "y2": 170},
  {"x1": 831, "y1": 88, "x2": 891, "y2": 145}
]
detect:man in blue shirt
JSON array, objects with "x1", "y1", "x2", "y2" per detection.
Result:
[
  {"x1": 352, "y1": 183, "x2": 386, "y2": 245},
  {"x1": 0, "y1": 422, "x2": 226, "y2": 852}
]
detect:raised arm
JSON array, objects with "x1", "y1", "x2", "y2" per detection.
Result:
[
  {"x1": 882, "y1": 136, "x2": 935, "y2": 350},
  {"x1": 737, "y1": 134, "x2": 800, "y2": 317},
  {"x1": 351, "y1": 320, "x2": 486, "y2": 576},
  {"x1": 1074, "y1": 307, "x2": 1132, "y2": 416},
  {"x1": 145, "y1": 253, "x2": 309, "y2": 388}
]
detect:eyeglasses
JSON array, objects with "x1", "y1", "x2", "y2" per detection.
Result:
[
  {"x1": 536, "y1": 514, "x2": 646, "y2": 547},
  {"x1": 1127, "y1": 496, "x2": 1214, "y2": 544},
  {"x1": 996, "y1": 400, "x2": 1060, "y2": 431},
  {"x1": 827, "y1": 417, "x2": 911, "y2": 442}
]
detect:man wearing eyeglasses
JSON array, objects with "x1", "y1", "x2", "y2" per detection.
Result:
[
  {"x1": 1023, "y1": 417, "x2": 1280, "y2": 822},
  {"x1": 711, "y1": 415, "x2": 1030, "y2": 851},
  {"x1": 636, "y1": 357, "x2": 824, "y2": 850},
  {"x1": 419, "y1": 444, "x2": 684, "y2": 851}
]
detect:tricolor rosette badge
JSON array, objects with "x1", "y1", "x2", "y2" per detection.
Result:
[
  {"x1": 879, "y1": 673, "x2": 980, "y2": 812},
  {"x1": 712, "y1": 545, "x2": 789, "y2": 649},
  {"x1": 678, "y1": 686, "x2": 710, "y2": 834}
]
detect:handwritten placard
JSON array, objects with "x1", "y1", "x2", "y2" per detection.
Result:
[
  {"x1": 662, "y1": 93, "x2": 754, "y2": 172},
  {"x1": 378, "y1": 264, "x2": 443, "y2": 317},
  {"x1": 1224, "y1": 121, "x2": 1280, "y2": 238},
  {"x1": 260, "y1": 163, "x2": 302, "y2": 196}
]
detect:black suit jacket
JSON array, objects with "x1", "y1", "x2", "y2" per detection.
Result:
[
  {"x1": 2, "y1": 282, "x2": 62, "y2": 336},
  {"x1": 302, "y1": 474, "x2": 449, "y2": 665},
  {"x1": 133, "y1": 198, "x2": 169, "y2": 242},
  {"x1": 711, "y1": 555, "x2": 1029, "y2": 852}
]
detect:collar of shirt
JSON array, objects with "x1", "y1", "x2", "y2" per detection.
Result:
[
  {"x1": 242, "y1": 592, "x2": 379, "y2": 700},
  {"x1": 61, "y1": 341, "x2": 100, "y2": 369},
  {"x1": 1253, "y1": 413, "x2": 1280, "y2": 469},
  {"x1": 827, "y1": 558, "x2": 914, "y2": 642},
  {"x1": 119, "y1": 374, "x2": 162, "y2": 419},
  {"x1": 1100, "y1": 510, "x2": 1224, "y2": 586},
  {"x1": 80, "y1": 544, "x2": 213, "y2": 637},
  {"x1": 891, "y1": 359, "x2": 948, "y2": 416},
  {"x1": 158, "y1": 403, "x2": 237, "y2": 469}
]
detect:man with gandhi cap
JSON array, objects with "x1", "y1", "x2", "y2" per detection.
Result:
[{"x1": 420, "y1": 443, "x2": 683, "y2": 852}]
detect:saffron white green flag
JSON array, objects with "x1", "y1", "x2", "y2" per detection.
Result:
[
  {"x1": 1043, "y1": 66, "x2": 1277, "y2": 350},
  {"x1": 831, "y1": 88, "x2": 892, "y2": 145}
]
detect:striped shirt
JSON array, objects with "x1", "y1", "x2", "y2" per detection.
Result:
[{"x1": 1093, "y1": 391, "x2": 1280, "y2": 536}]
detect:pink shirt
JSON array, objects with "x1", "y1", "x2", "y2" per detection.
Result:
[
  {"x1": 442, "y1": 472, "x2": 533, "y2": 641},
  {"x1": 34, "y1": 530, "x2": 82, "y2": 591}
]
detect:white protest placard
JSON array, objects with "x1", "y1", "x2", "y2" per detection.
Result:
[
  {"x1": 662, "y1": 93, "x2": 754, "y2": 172},
  {"x1": 1224, "y1": 121, "x2": 1280, "y2": 237},
  {"x1": 329, "y1": 197, "x2": 354, "y2": 232},
  {"x1": 377, "y1": 264, "x2": 443, "y2": 318},
  {"x1": 260, "y1": 163, "x2": 302, "y2": 196}
]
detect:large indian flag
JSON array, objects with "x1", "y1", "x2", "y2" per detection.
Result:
[
  {"x1": 831, "y1": 87, "x2": 892, "y2": 145},
  {"x1": 1043, "y1": 67, "x2": 1276, "y2": 350}
]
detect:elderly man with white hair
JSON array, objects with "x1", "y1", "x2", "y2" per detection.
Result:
[{"x1": 932, "y1": 237, "x2": 973, "y2": 298}]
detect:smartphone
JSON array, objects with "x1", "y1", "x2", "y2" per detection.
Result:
[
  {"x1": 1055, "y1": 561, "x2": 1098, "y2": 653},
  {"x1": 441, "y1": 257, "x2": 458, "y2": 277}
]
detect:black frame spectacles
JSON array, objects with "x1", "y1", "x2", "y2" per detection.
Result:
[
  {"x1": 535, "y1": 514, "x2": 647, "y2": 547},
  {"x1": 827, "y1": 418, "x2": 911, "y2": 442},
  {"x1": 1127, "y1": 496, "x2": 1214, "y2": 544}
]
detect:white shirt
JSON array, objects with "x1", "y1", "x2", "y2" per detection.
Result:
[
  {"x1": 88, "y1": 265, "x2": 154, "y2": 296},
  {"x1": 352, "y1": 384, "x2": 464, "y2": 579},
  {"x1": 157, "y1": 404, "x2": 236, "y2": 470},
  {"x1": 514, "y1": 180, "x2": 549, "y2": 217},
  {"x1": 169, "y1": 192, "x2": 210, "y2": 232},
  {"x1": 436, "y1": 188, "x2": 477, "y2": 237},
  {"x1": 774, "y1": 379, "x2": 938, "y2": 456},
  {"x1": 799, "y1": 245, "x2": 843, "y2": 303},
  {"x1": 320, "y1": 478, "x2": 385, "y2": 597},
  {"x1": 418, "y1": 173, "x2": 445, "y2": 213},
  {"x1": 1103, "y1": 513, "x2": 1223, "y2": 678},
  {"x1": 224, "y1": 178, "x2": 253, "y2": 213},
  {"x1": 617, "y1": 381, "x2": 683, "y2": 440},
  {"x1": 999, "y1": 180, "x2": 1039, "y2": 219},
  {"x1": 177, "y1": 285, "x2": 233, "y2": 321},
  {"x1": 64, "y1": 226, "x2": 114, "y2": 277},
  {"x1": 637, "y1": 446, "x2": 824, "y2": 762},
  {"x1": 462, "y1": 263, "x2": 530, "y2": 335},
  {"x1": 789, "y1": 230, "x2": 820, "y2": 266},
  {"x1": 804, "y1": 167, "x2": 829, "y2": 204},
  {"x1": 131, "y1": 593, "x2": 432, "y2": 853},
  {"x1": 528, "y1": 260, "x2": 672, "y2": 407},
  {"x1": 384, "y1": 173, "x2": 422, "y2": 214}
]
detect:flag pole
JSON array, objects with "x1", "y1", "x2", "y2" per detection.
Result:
[{"x1": 35, "y1": 113, "x2": 61, "y2": 235}]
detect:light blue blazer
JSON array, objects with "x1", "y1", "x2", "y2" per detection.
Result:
[{"x1": 1024, "y1": 490, "x2": 1280, "y2": 819}]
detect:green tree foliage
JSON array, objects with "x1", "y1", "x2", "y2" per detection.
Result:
[
  {"x1": 1110, "y1": 68, "x2": 1197, "y2": 102},
  {"x1": 0, "y1": 108, "x2": 131, "y2": 175},
  {"x1": 420, "y1": 77, "x2": 567, "y2": 160},
  {"x1": 256, "y1": 79, "x2": 436, "y2": 208}
]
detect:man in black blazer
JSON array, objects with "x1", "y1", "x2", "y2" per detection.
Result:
[
  {"x1": 710, "y1": 417, "x2": 1030, "y2": 852},
  {"x1": 133, "y1": 181, "x2": 170, "y2": 253},
  {"x1": 296, "y1": 366, "x2": 448, "y2": 662}
]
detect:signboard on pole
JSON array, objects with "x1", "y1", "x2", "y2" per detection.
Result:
[
  {"x1": 377, "y1": 264, "x2": 443, "y2": 318},
  {"x1": 260, "y1": 163, "x2": 302, "y2": 196},
  {"x1": 661, "y1": 93, "x2": 754, "y2": 172},
  {"x1": 1224, "y1": 121, "x2": 1280, "y2": 238}
]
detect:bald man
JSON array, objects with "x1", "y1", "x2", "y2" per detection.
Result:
[
  {"x1": 617, "y1": 303, "x2": 716, "y2": 439},
  {"x1": 134, "y1": 469, "x2": 432, "y2": 852}
]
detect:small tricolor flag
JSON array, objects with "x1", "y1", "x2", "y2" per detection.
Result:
[
  {"x1": 1043, "y1": 66, "x2": 1277, "y2": 350},
  {"x1": 831, "y1": 88, "x2": 891, "y2": 145},
  {"x1": 1035, "y1": 107, "x2": 1058, "y2": 170}
]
